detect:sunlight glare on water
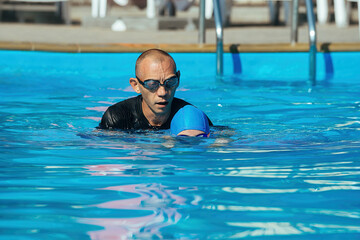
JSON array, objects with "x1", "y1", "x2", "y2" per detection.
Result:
[{"x1": 0, "y1": 51, "x2": 359, "y2": 240}]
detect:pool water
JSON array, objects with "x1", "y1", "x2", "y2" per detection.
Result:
[{"x1": 1, "y1": 50, "x2": 360, "y2": 239}]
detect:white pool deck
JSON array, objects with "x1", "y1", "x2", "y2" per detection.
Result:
[{"x1": 0, "y1": 4, "x2": 359, "y2": 52}]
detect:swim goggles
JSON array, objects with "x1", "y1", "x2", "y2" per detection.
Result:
[
  {"x1": 136, "y1": 71, "x2": 180, "y2": 91},
  {"x1": 178, "y1": 133, "x2": 208, "y2": 138}
]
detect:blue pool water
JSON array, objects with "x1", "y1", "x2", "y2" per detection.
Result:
[{"x1": 1, "y1": 50, "x2": 360, "y2": 239}]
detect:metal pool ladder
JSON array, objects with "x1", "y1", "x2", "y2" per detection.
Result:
[
  {"x1": 200, "y1": 0, "x2": 317, "y2": 85},
  {"x1": 198, "y1": 0, "x2": 223, "y2": 75},
  {"x1": 292, "y1": 0, "x2": 317, "y2": 85},
  {"x1": 212, "y1": 0, "x2": 223, "y2": 76}
]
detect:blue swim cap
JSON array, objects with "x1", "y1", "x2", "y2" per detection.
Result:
[{"x1": 171, "y1": 105, "x2": 210, "y2": 136}]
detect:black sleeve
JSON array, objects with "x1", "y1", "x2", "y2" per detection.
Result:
[{"x1": 98, "y1": 105, "x2": 132, "y2": 130}]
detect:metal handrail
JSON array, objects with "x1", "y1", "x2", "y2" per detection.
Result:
[
  {"x1": 212, "y1": 0, "x2": 224, "y2": 75},
  {"x1": 199, "y1": 0, "x2": 316, "y2": 81},
  {"x1": 198, "y1": 0, "x2": 206, "y2": 45},
  {"x1": 289, "y1": 0, "x2": 317, "y2": 85},
  {"x1": 305, "y1": 0, "x2": 317, "y2": 85},
  {"x1": 290, "y1": 0, "x2": 299, "y2": 44},
  {"x1": 198, "y1": 0, "x2": 223, "y2": 75}
]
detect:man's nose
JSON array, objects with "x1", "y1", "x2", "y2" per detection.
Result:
[{"x1": 156, "y1": 85, "x2": 167, "y2": 96}]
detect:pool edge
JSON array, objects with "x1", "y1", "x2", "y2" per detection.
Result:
[{"x1": 0, "y1": 41, "x2": 360, "y2": 53}]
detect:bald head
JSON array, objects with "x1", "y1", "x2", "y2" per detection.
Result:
[{"x1": 135, "y1": 49, "x2": 177, "y2": 77}]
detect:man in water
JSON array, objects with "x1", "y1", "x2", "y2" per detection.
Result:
[{"x1": 99, "y1": 48, "x2": 212, "y2": 130}]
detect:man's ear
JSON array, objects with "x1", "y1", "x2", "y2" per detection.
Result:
[{"x1": 129, "y1": 78, "x2": 141, "y2": 93}]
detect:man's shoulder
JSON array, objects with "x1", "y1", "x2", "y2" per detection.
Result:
[
  {"x1": 172, "y1": 97, "x2": 191, "y2": 107},
  {"x1": 98, "y1": 95, "x2": 142, "y2": 129}
]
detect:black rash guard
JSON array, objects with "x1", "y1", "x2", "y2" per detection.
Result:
[{"x1": 98, "y1": 95, "x2": 213, "y2": 130}]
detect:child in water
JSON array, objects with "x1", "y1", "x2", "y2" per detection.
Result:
[{"x1": 170, "y1": 105, "x2": 210, "y2": 137}]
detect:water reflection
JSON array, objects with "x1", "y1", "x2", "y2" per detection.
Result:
[
  {"x1": 85, "y1": 164, "x2": 176, "y2": 177},
  {"x1": 226, "y1": 222, "x2": 360, "y2": 238},
  {"x1": 79, "y1": 165, "x2": 194, "y2": 239},
  {"x1": 206, "y1": 161, "x2": 360, "y2": 179}
]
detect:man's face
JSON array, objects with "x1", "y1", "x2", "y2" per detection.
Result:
[{"x1": 135, "y1": 58, "x2": 178, "y2": 117}]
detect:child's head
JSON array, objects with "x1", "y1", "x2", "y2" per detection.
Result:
[{"x1": 171, "y1": 105, "x2": 210, "y2": 137}]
